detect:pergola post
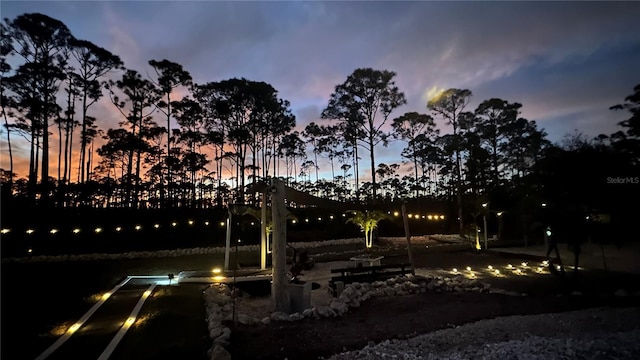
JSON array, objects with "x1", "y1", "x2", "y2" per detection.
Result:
[
  {"x1": 271, "y1": 178, "x2": 289, "y2": 313},
  {"x1": 224, "y1": 209, "x2": 232, "y2": 270},
  {"x1": 260, "y1": 191, "x2": 267, "y2": 270}
]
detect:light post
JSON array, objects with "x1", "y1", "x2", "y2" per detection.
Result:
[
  {"x1": 496, "y1": 211, "x2": 504, "y2": 242},
  {"x1": 482, "y1": 203, "x2": 488, "y2": 250}
]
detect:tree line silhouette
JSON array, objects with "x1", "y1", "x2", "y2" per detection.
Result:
[{"x1": 1, "y1": 13, "x2": 638, "y2": 242}]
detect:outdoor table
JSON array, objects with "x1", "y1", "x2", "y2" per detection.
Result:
[{"x1": 349, "y1": 255, "x2": 384, "y2": 267}]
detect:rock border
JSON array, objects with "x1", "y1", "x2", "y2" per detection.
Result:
[{"x1": 203, "y1": 273, "x2": 493, "y2": 359}]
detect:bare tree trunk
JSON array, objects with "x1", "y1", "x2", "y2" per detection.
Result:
[{"x1": 2, "y1": 106, "x2": 13, "y2": 184}]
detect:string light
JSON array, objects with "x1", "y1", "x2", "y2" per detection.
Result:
[{"x1": 10, "y1": 210, "x2": 453, "y2": 240}]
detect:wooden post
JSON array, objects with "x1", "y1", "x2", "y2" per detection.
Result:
[
  {"x1": 261, "y1": 192, "x2": 267, "y2": 270},
  {"x1": 271, "y1": 179, "x2": 289, "y2": 313},
  {"x1": 401, "y1": 203, "x2": 416, "y2": 276},
  {"x1": 483, "y1": 214, "x2": 488, "y2": 250},
  {"x1": 224, "y1": 209, "x2": 231, "y2": 270}
]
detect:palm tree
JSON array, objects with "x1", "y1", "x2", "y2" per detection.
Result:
[{"x1": 346, "y1": 210, "x2": 391, "y2": 250}]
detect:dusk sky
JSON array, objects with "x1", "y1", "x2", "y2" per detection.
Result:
[{"x1": 2, "y1": 1, "x2": 640, "y2": 180}]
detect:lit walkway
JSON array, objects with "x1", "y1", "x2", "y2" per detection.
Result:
[{"x1": 35, "y1": 276, "x2": 166, "y2": 360}]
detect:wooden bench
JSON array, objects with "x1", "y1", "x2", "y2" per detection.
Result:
[{"x1": 328, "y1": 263, "x2": 411, "y2": 297}]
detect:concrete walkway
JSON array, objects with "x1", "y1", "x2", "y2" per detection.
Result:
[{"x1": 489, "y1": 243, "x2": 640, "y2": 275}]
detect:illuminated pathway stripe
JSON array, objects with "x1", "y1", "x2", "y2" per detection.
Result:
[
  {"x1": 97, "y1": 283, "x2": 157, "y2": 360},
  {"x1": 34, "y1": 276, "x2": 133, "y2": 360}
]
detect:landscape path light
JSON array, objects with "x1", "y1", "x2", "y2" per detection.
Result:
[{"x1": 481, "y1": 202, "x2": 489, "y2": 250}]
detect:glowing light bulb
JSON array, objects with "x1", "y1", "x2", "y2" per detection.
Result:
[
  {"x1": 0, "y1": 228, "x2": 10, "y2": 234},
  {"x1": 393, "y1": 211, "x2": 399, "y2": 217},
  {"x1": 26, "y1": 229, "x2": 35, "y2": 234},
  {"x1": 212, "y1": 268, "x2": 221, "y2": 274},
  {"x1": 428, "y1": 215, "x2": 433, "y2": 220},
  {"x1": 102, "y1": 292, "x2": 112, "y2": 300},
  {"x1": 488, "y1": 265, "x2": 493, "y2": 270},
  {"x1": 94, "y1": 227, "x2": 102, "y2": 233},
  {"x1": 507, "y1": 264, "x2": 513, "y2": 269},
  {"x1": 521, "y1": 262, "x2": 528, "y2": 267},
  {"x1": 135, "y1": 225, "x2": 141, "y2": 231},
  {"x1": 154, "y1": 224, "x2": 160, "y2": 229},
  {"x1": 440, "y1": 215, "x2": 445, "y2": 220},
  {"x1": 188, "y1": 220, "x2": 194, "y2": 225},
  {"x1": 219, "y1": 221, "x2": 225, "y2": 226},
  {"x1": 466, "y1": 266, "x2": 472, "y2": 271},
  {"x1": 115, "y1": 226, "x2": 122, "y2": 232},
  {"x1": 495, "y1": 269, "x2": 500, "y2": 274},
  {"x1": 172, "y1": 222, "x2": 178, "y2": 227},
  {"x1": 73, "y1": 228, "x2": 80, "y2": 234},
  {"x1": 452, "y1": 268, "x2": 458, "y2": 273},
  {"x1": 204, "y1": 221, "x2": 210, "y2": 226},
  {"x1": 50, "y1": 229, "x2": 58, "y2": 234}
]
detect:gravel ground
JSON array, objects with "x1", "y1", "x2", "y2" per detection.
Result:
[{"x1": 327, "y1": 307, "x2": 640, "y2": 360}]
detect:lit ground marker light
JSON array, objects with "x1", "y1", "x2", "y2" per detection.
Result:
[{"x1": 67, "y1": 323, "x2": 81, "y2": 334}]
